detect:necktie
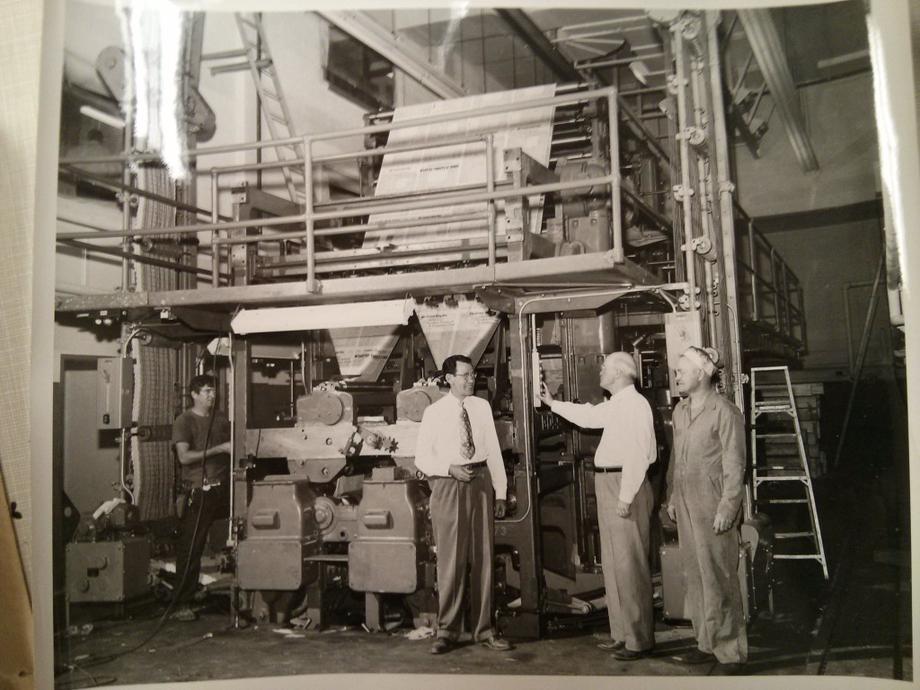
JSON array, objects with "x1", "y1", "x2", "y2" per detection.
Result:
[{"x1": 460, "y1": 402, "x2": 476, "y2": 460}]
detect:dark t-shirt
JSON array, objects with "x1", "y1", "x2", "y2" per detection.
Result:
[{"x1": 171, "y1": 409, "x2": 231, "y2": 489}]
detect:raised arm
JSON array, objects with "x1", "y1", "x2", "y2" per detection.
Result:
[{"x1": 548, "y1": 400, "x2": 608, "y2": 429}]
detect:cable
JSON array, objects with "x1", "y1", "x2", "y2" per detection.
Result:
[
  {"x1": 167, "y1": 346, "x2": 220, "y2": 617},
  {"x1": 54, "y1": 663, "x2": 117, "y2": 689}
]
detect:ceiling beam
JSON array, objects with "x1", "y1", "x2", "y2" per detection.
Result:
[
  {"x1": 494, "y1": 9, "x2": 583, "y2": 84},
  {"x1": 738, "y1": 9, "x2": 819, "y2": 172},
  {"x1": 316, "y1": 10, "x2": 466, "y2": 100}
]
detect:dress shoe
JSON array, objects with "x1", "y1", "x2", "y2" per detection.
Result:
[
  {"x1": 711, "y1": 662, "x2": 745, "y2": 675},
  {"x1": 671, "y1": 648, "x2": 716, "y2": 665},
  {"x1": 480, "y1": 636, "x2": 513, "y2": 651},
  {"x1": 596, "y1": 640, "x2": 626, "y2": 651},
  {"x1": 612, "y1": 647, "x2": 653, "y2": 661},
  {"x1": 430, "y1": 638, "x2": 454, "y2": 655}
]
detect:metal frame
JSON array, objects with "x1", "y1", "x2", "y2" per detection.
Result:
[
  {"x1": 53, "y1": 11, "x2": 811, "y2": 638},
  {"x1": 58, "y1": 86, "x2": 661, "y2": 312},
  {"x1": 734, "y1": 203, "x2": 806, "y2": 356},
  {"x1": 316, "y1": 10, "x2": 466, "y2": 99},
  {"x1": 737, "y1": 9, "x2": 819, "y2": 172}
]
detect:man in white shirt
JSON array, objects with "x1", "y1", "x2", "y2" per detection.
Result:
[
  {"x1": 415, "y1": 354, "x2": 513, "y2": 654},
  {"x1": 540, "y1": 351, "x2": 656, "y2": 660}
]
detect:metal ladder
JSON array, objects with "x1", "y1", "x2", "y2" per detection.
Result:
[
  {"x1": 234, "y1": 13, "x2": 305, "y2": 205},
  {"x1": 750, "y1": 366, "x2": 828, "y2": 580}
]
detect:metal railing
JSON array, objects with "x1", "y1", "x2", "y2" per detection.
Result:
[
  {"x1": 58, "y1": 86, "x2": 640, "y2": 294},
  {"x1": 734, "y1": 202, "x2": 806, "y2": 351}
]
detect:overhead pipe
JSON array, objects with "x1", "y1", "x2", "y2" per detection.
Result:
[
  {"x1": 606, "y1": 92, "x2": 625, "y2": 264},
  {"x1": 59, "y1": 239, "x2": 219, "y2": 279},
  {"x1": 673, "y1": 29, "x2": 698, "y2": 309}
]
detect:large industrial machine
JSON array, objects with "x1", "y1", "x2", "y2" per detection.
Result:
[{"x1": 57, "y1": 10, "x2": 789, "y2": 638}]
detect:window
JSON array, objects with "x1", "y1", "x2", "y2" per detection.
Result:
[{"x1": 325, "y1": 26, "x2": 395, "y2": 111}]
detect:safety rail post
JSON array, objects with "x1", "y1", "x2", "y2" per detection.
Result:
[
  {"x1": 606, "y1": 89, "x2": 624, "y2": 263},
  {"x1": 120, "y1": 104, "x2": 133, "y2": 292},
  {"x1": 211, "y1": 169, "x2": 220, "y2": 288},
  {"x1": 304, "y1": 135, "x2": 315, "y2": 292},
  {"x1": 485, "y1": 134, "x2": 497, "y2": 268},
  {"x1": 780, "y1": 262, "x2": 790, "y2": 339},
  {"x1": 749, "y1": 219, "x2": 758, "y2": 321},
  {"x1": 770, "y1": 247, "x2": 780, "y2": 330}
]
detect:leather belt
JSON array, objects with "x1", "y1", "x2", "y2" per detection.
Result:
[
  {"x1": 593, "y1": 466, "x2": 622, "y2": 473},
  {"x1": 464, "y1": 461, "x2": 488, "y2": 469}
]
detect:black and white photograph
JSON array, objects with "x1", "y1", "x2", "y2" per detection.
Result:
[{"x1": 3, "y1": 0, "x2": 917, "y2": 688}]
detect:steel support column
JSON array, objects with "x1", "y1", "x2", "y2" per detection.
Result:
[
  {"x1": 737, "y1": 9, "x2": 819, "y2": 172},
  {"x1": 495, "y1": 9, "x2": 582, "y2": 83},
  {"x1": 707, "y1": 11, "x2": 745, "y2": 410}
]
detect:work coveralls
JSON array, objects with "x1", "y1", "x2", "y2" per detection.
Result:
[{"x1": 667, "y1": 389, "x2": 748, "y2": 664}]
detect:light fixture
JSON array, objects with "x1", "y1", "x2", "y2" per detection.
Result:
[{"x1": 79, "y1": 104, "x2": 125, "y2": 129}]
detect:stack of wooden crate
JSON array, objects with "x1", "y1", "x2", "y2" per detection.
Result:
[{"x1": 757, "y1": 381, "x2": 826, "y2": 478}]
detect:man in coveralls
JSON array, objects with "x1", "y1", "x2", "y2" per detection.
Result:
[{"x1": 665, "y1": 346, "x2": 747, "y2": 675}]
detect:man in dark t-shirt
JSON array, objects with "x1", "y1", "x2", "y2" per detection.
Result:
[{"x1": 170, "y1": 374, "x2": 232, "y2": 621}]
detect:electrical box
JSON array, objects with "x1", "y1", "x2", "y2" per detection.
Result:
[
  {"x1": 664, "y1": 311, "x2": 703, "y2": 397},
  {"x1": 97, "y1": 357, "x2": 133, "y2": 429},
  {"x1": 66, "y1": 538, "x2": 150, "y2": 603}
]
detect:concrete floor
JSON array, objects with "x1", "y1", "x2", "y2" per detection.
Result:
[
  {"x1": 56, "y1": 475, "x2": 912, "y2": 689},
  {"x1": 55, "y1": 613, "x2": 791, "y2": 687},
  {"x1": 56, "y1": 551, "x2": 912, "y2": 690}
]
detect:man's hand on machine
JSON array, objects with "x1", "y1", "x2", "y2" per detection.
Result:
[
  {"x1": 538, "y1": 382, "x2": 555, "y2": 406},
  {"x1": 448, "y1": 464, "x2": 474, "y2": 482},
  {"x1": 495, "y1": 499, "x2": 507, "y2": 519}
]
